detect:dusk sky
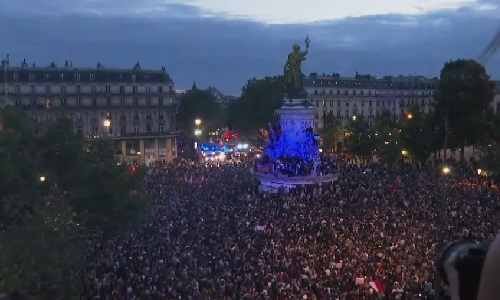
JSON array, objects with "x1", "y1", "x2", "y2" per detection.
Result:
[{"x1": 1, "y1": 0, "x2": 499, "y2": 95}]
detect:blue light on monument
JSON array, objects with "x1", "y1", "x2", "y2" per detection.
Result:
[{"x1": 265, "y1": 119, "x2": 319, "y2": 162}]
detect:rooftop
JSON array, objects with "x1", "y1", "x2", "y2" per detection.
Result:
[{"x1": 1, "y1": 58, "x2": 173, "y2": 84}]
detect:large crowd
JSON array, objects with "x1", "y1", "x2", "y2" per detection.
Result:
[
  {"x1": 257, "y1": 155, "x2": 337, "y2": 177},
  {"x1": 81, "y1": 160, "x2": 500, "y2": 299}
]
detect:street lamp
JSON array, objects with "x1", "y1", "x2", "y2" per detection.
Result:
[
  {"x1": 39, "y1": 176, "x2": 46, "y2": 182},
  {"x1": 103, "y1": 117, "x2": 111, "y2": 134},
  {"x1": 407, "y1": 113, "x2": 413, "y2": 120},
  {"x1": 442, "y1": 166, "x2": 451, "y2": 175},
  {"x1": 194, "y1": 119, "x2": 202, "y2": 159},
  {"x1": 477, "y1": 168, "x2": 482, "y2": 175},
  {"x1": 352, "y1": 115, "x2": 357, "y2": 121}
]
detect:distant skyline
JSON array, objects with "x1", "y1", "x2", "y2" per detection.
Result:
[{"x1": 1, "y1": 0, "x2": 499, "y2": 95}]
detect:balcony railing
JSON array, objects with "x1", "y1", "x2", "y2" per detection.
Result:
[
  {"x1": 16, "y1": 102, "x2": 177, "y2": 110},
  {"x1": 83, "y1": 131, "x2": 180, "y2": 140}
]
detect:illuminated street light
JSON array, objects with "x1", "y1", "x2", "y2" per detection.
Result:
[
  {"x1": 407, "y1": 113, "x2": 413, "y2": 119},
  {"x1": 442, "y1": 166, "x2": 451, "y2": 175},
  {"x1": 40, "y1": 176, "x2": 46, "y2": 182},
  {"x1": 401, "y1": 150, "x2": 408, "y2": 155},
  {"x1": 195, "y1": 119, "x2": 202, "y2": 126},
  {"x1": 194, "y1": 129, "x2": 202, "y2": 136},
  {"x1": 103, "y1": 115, "x2": 111, "y2": 134},
  {"x1": 352, "y1": 116, "x2": 357, "y2": 121},
  {"x1": 477, "y1": 169, "x2": 482, "y2": 175}
]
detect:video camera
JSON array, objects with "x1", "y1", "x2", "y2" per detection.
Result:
[{"x1": 437, "y1": 241, "x2": 490, "y2": 300}]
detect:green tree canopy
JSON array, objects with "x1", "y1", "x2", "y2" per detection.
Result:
[
  {"x1": 0, "y1": 108, "x2": 150, "y2": 298},
  {"x1": 228, "y1": 76, "x2": 285, "y2": 135},
  {"x1": 480, "y1": 115, "x2": 500, "y2": 175},
  {"x1": 177, "y1": 86, "x2": 225, "y2": 133},
  {"x1": 346, "y1": 115, "x2": 375, "y2": 159},
  {"x1": 374, "y1": 111, "x2": 402, "y2": 167},
  {"x1": 319, "y1": 112, "x2": 344, "y2": 152},
  {"x1": 399, "y1": 106, "x2": 434, "y2": 163},
  {"x1": 434, "y1": 59, "x2": 495, "y2": 159}
]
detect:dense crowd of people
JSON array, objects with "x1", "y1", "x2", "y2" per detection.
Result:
[
  {"x1": 81, "y1": 160, "x2": 500, "y2": 299},
  {"x1": 257, "y1": 155, "x2": 337, "y2": 177}
]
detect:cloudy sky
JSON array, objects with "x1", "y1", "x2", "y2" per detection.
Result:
[{"x1": 0, "y1": 0, "x2": 499, "y2": 95}]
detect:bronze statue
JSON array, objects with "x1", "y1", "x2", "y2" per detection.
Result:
[{"x1": 284, "y1": 35, "x2": 310, "y2": 98}]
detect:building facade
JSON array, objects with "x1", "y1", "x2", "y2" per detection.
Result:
[
  {"x1": 0, "y1": 57, "x2": 178, "y2": 164},
  {"x1": 305, "y1": 72, "x2": 500, "y2": 129},
  {"x1": 304, "y1": 73, "x2": 438, "y2": 128}
]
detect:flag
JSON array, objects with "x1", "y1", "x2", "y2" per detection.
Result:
[{"x1": 369, "y1": 280, "x2": 385, "y2": 293}]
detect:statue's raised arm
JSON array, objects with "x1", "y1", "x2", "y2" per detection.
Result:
[
  {"x1": 284, "y1": 35, "x2": 310, "y2": 99},
  {"x1": 302, "y1": 35, "x2": 310, "y2": 57}
]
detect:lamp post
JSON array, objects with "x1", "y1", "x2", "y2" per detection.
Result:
[
  {"x1": 435, "y1": 111, "x2": 449, "y2": 298},
  {"x1": 194, "y1": 119, "x2": 202, "y2": 159},
  {"x1": 407, "y1": 113, "x2": 413, "y2": 120},
  {"x1": 103, "y1": 118, "x2": 111, "y2": 134}
]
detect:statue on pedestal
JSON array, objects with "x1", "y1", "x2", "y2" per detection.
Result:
[{"x1": 284, "y1": 35, "x2": 310, "y2": 99}]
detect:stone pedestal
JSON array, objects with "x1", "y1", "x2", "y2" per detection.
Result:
[
  {"x1": 256, "y1": 98, "x2": 336, "y2": 194},
  {"x1": 267, "y1": 98, "x2": 318, "y2": 160}
]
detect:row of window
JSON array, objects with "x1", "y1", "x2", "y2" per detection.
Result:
[
  {"x1": 16, "y1": 97, "x2": 172, "y2": 109},
  {"x1": 33, "y1": 110, "x2": 169, "y2": 122},
  {"x1": 80, "y1": 124, "x2": 167, "y2": 136},
  {"x1": 13, "y1": 72, "x2": 137, "y2": 82},
  {"x1": 14, "y1": 84, "x2": 165, "y2": 94},
  {"x1": 312, "y1": 89, "x2": 434, "y2": 97},
  {"x1": 315, "y1": 99, "x2": 432, "y2": 107},
  {"x1": 318, "y1": 109, "x2": 421, "y2": 122}
]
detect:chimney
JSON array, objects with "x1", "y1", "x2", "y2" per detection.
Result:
[
  {"x1": 6, "y1": 54, "x2": 9, "y2": 63},
  {"x1": 21, "y1": 58, "x2": 28, "y2": 69}
]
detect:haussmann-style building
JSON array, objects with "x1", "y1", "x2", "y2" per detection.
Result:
[
  {"x1": 0, "y1": 55, "x2": 178, "y2": 165},
  {"x1": 305, "y1": 72, "x2": 500, "y2": 129}
]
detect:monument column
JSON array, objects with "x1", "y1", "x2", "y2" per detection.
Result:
[
  {"x1": 139, "y1": 139, "x2": 145, "y2": 164},
  {"x1": 121, "y1": 140, "x2": 127, "y2": 157},
  {"x1": 166, "y1": 138, "x2": 173, "y2": 162},
  {"x1": 154, "y1": 138, "x2": 159, "y2": 161}
]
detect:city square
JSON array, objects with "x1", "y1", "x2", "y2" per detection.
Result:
[{"x1": 2, "y1": 2, "x2": 500, "y2": 299}]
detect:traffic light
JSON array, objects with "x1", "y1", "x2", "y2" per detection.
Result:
[{"x1": 131, "y1": 166, "x2": 137, "y2": 173}]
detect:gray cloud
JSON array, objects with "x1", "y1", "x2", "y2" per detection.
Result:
[{"x1": 0, "y1": 1, "x2": 499, "y2": 95}]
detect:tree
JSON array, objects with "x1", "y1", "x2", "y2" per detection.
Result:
[
  {"x1": 0, "y1": 109, "x2": 81, "y2": 299},
  {"x1": 228, "y1": 76, "x2": 285, "y2": 135},
  {"x1": 0, "y1": 192, "x2": 81, "y2": 300},
  {"x1": 400, "y1": 107, "x2": 434, "y2": 164},
  {"x1": 319, "y1": 112, "x2": 343, "y2": 152},
  {"x1": 434, "y1": 59, "x2": 495, "y2": 160},
  {"x1": 177, "y1": 87, "x2": 225, "y2": 132},
  {"x1": 0, "y1": 110, "x2": 151, "y2": 298},
  {"x1": 374, "y1": 111, "x2": 402, "y2": 167},
  {"x1": 345, "y1": 115, "x2": 375, "y2": 161},
  {"x1": 480, "y1": 115, "x2": 500, "y2": 175}
]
